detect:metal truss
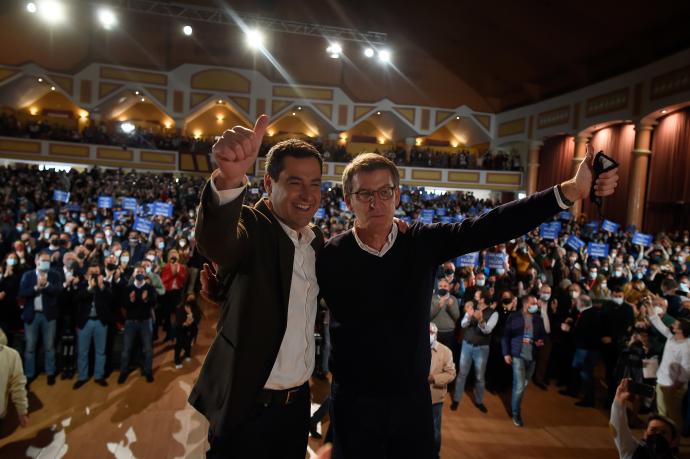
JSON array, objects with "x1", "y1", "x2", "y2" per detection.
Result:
[{"x1": 90, "y1": 0, "x2": 387, "y2": 45}]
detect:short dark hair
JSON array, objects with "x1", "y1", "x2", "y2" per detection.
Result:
[
  {"x1": 611, "y1": 285, "x2": 624, "y2": 293},
  {"x1": 265, "y1": 139, "x2": 323, "y2": 181},
  {"x1": 661, "y1": 278, "x2": 678, "y2": 293},
  {"x1": 648, "y1": 414, "x2": 678, "y2": 440},
  {"x1": 678, "y1": 319, "x2": 690, "y2": 338},
  {"x1": 342, "y1": 153, "x2": 400, "y2": 195}
]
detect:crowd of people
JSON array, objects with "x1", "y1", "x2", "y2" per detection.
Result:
[
  {"x1": 0, "y1": 160, "x2": 686, "y2": 458},
  {"x1": 0, "y1": 113, "x2": 520, "y2": 171}
]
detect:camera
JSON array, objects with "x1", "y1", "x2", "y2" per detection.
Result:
[{"x1": 628, "y1": 381, "x2": 655, "y2": 398}]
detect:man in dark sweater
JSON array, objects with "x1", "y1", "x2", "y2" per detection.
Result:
[
  {"x1": 316, "y1": 151, "x2": 619, "y2": 458},
  {"x1": 118, "y1": 264, "x2": 157, "y2": 384}
]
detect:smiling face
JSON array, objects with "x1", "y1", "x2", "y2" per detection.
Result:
[
  {"x1": 264, "y1": 155, "x2": 322, "y2": 230},
  {"x1": 345, "y1": 168, "x2": 400, "y2": 234}
]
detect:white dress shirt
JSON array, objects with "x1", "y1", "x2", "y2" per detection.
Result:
[
  {"x1": 211, "y1": 173, "x2": 318, "y2": 390},
  {"x1": 352, "y1": 223, "x2": 398, "y2": 257},
  {"x1": 649, "y1": 312, "x2": 690, "y2": 387}
]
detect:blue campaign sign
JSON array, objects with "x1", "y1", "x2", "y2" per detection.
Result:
[
  {"x1": 420, "y1": 216, "x2": 433, "y2": 225},
  {"x1": 339, "y1": 201, "x2": 348, "y2": 212},
  {"x1": 486, "y1": 253, "x2": 506, "y2": 269},
  {"x1": 421, "y1": 209, "x2": 435, "y2": 218},
  {"x1": 153, "y1": 202, "x2": 173, "y2": 218},
  {"x1": 566, "y1": 235, "x2": 586, "y2": 251},
  {"x1": 587, "y1": 242, "x2": 610, "y2": 258},
  {"x1": 66, "y1": 203, "x2": 81, "y2": 212},
  {"x1": 586, "y1": 220, "x2": 600, "y2": 231},
  {"x1": 602, "y1": 219, "x2": 620, "y2": 233},
  {"x1": 400, "y1": 194, "x2": 411, "y2": 203},
  {"x1": 457, "y1": 252, "x2": 479, "y2": 268},
  {"x1": 539, "y1": 224, "x2": 559, "y2": 240},
  {"x1": 133, "y1": 218, "x2": 154, "y2": 234},
  {"x1": 314, "y1": 208, "x2": 326, "y2": 219},
  {"x1": 37, "y1": 209, "x2": 46, "y2": 220},
  {"x1": 453, "y1": 214, "x2": 465, "y2": 223},
  {"x1": 98, "y1": 196, "x2": 113, "y2": 209},
  {"x1": 53, "y1": 190, "x2": 70, "y2": 203},
  {"x1": 121, "y1": 197, "x2": 138, "y2": 212},
  {"x1": 626, "y1": 224, "x2": 637, "y2": 233},
  {"x1": 632, "y1": 232, "x2": 653, "y2": 247},
  {"x1": 559, "y1": 211, "x2": 572, "y2": 220},
  {"x1": 440, "y1": 216, "x2": 451, "y2": 224},
  {"x1": 113, "y1": 210, "x2": 129, "y2": 221},
  {"x1": 401, "y1": 216, "x2": 413, "y2": 226},
  {"x1": 435, "y1": 208, "x2": 447, "y2": 216}
]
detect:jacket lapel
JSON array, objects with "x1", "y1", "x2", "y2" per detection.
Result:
[{"x1": 255, "y1": 199, "x2": 294, "y2": 320}]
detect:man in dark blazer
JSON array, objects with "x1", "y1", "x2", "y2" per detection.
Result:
[
  {"x1": 189, "y1": 115, "x2": 326, "y2": 459},
  {"x1": 19, "y1": 250, "x2": 63, "y2": 385},
  {"x1": 315, "y1": 148, "x2": 619, "y2": 458}
]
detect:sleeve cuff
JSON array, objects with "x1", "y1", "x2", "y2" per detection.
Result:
[
  {"x1": 210, "y1": 170, "x2": 248, "y2": 206},
  {"x1": 553, "y1": 185, "x2": 571, "y2": 210}
]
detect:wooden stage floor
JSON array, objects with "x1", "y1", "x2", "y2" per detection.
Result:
[{"x1": 1, "y1": 300, "x2": 688, "y2": 459}]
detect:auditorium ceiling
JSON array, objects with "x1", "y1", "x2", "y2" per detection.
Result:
[{"x1": 193, "y1": 0, "x2": 690, "y2": 111}]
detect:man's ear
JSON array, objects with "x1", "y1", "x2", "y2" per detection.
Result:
[
  {"x1": 263, "y1": 174, "x2": 272, "y2": 195},
  {"x1": 344, "y1": 193, "x2": 354, "y2": 213}
]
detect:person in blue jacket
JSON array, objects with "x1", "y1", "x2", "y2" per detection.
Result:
[{"x1": 502, "y1": 294, "x2": 546, "y2": 427}]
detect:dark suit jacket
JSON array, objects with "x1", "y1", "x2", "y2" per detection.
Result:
[
  {"x1": 19, "y1": 269, "x2": 63, "y2": 323},
  {"x1": 74, "y1": 280, "x2": 116, "y2": 328},
  {"x1": 189, "y1": 182, "x2": 323, "y2": 433}
]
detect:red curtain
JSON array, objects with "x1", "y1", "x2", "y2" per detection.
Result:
[
  {"x1": 583, "y1": 124, "x2": 635, "y2": 224},
  {"x1": 646, "y1": 108, "x2": 690, "y2": 233},
  {"x1": 537, "y1": 135, "x2": 574, "y2": 192}
]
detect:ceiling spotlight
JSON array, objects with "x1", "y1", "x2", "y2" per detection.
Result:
[
  {"x1": 376, "y1": 111, "x2": 381, "y2": 115},
  {"x1": 134, "y1": 90, "x2": 140, "y2": 95},
  {"x1": 97, "y1": 8, "x2": 117, "y2": 30},
  {"x1": 364, "y1": 47, "x2": 374, "y2": 58},
  {"x1": 182, "y1": 25, "x2": 193, "y2": 36},
  {"x1": 456, "y1": 116, "x2": 460, "y2": 120},
  {"x1": 661, "y1": 109, "x2": 667, "y2": 114},
  {"x1": 217, "y1": 99, "x2": 223, "y2": 104},
  {"x1": 120, "y1": 122, "x2": 135, "y2": 134},
  {"x1": 37, "y1": 1, "x2": 66, "y2": 24},
  {"x1": 50, "y1": 86, "x2": 55, "y2": 91},
  {"x1": 246, "y1": 28, "x2": 264, "y2": 50},
  {"x1": 26, "y1": 2, "x2": 37, "y2": 13},
  {"x1": 292, "y1": 112, "x2": 296, "y2": 116},
  {"x1": 327, "y1": 43, "x2": 342, "y2": 59},
  {"x1": 378, "y1": 49, "x2": 392, "y2": 63},
  {"x1": 37, "y1": 77, "x2": 43, "y2": 82},
  {"x1": 297, "y1": 106, "x2": 302, "y2": 110},
  {"x1": 140, "y1": 97, "x2": 145, "y2": 102}
]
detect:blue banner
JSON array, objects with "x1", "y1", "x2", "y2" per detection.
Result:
[
  {"x1": 601, "y1": 219, "x2": 620, "y2": 233},
  {"x1": 420, "y1": 216, "x2": 433, "y2": 225},
  {"x1": 66, "y1": 203, "x2": 81, "y2": 212},
  {"x1": 113, "y1": 210, "x2": 129, "y2": 221},
  {"x1": 485, "y1": 253, "x2": 506, "y2": 269},
  {"x1": 37, "y1": 209, "x2": 46, "y2": 220},
  {"x1": 587, "y1": 242, "x2": 610, "y2": 258},
  {"x1": 53, "y1": 190, "x2": 70, "y2": 203},
  {"x1": 421, "y1": 209, "x2": 435, "y2": 219},
  {"x1": 457, "y1": 252, "x2": 479, "y2": 268},
  {"x1": 539, "y1": 224, "x2": 559, "y2": 240},
  {"x1": 440, "y1": 216, "x2": 451, "y2": 224},
  {"x1": 339, "y1": 201, "x2": 348, "y2": 212},
  {"x1": 401, "y1": 216, "x2": 413, "y2": 226},
  {"x1": 435, "y1": 208, "x2": 447, "y2": 216},
  {"x1": 121, "y1": 197, "x2": 138, "y2": 212},
  {"x1": 559, "y1": 211, "x2": 572, "y2": 220},
  {"x1": 632, "y1": 232, "x2": 653, "y2": 247},
  {"x1": 153, "y1": 202, "x2": 173, "y2": 218},
  {"x1": 453, "y1": 214, "x2": 465, "y2": 223},
  {"x1": 133, "y1": 218, "x2": 154, "y2": 234},
  {"x1": 97, "y1": 196, "x2": 113, "y2": 209},
  {"x1": 400, "y1": 194, "x2": 411, "y2": 204},
  {"x1": 585, "y1": 220, "x2": 600, "y2": 231},
  {"x1": 566, "y1": 235, "x2": 586, "y2": 251},
  {"x1": 314, "y1": 208, "x2": 326, "y2": 219}
]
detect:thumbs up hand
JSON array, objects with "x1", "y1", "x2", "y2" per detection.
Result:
[{"x1": 212, "y1": 115, "x2": 269, "y2": 190}]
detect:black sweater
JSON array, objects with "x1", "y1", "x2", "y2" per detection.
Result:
[{"x1": 316, "y1": 187, "x2": 563, "y2": 396}]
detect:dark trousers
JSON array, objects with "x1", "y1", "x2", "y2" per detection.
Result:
[
  {"x1": 206, "y1": 383, "x2": 310, "y2": 459},
  {"x1": 601, "y1": 343, "x2": 621, "y2": 404},
  {"x1": 331, "y1": 384, "x2": 434, "y2": 459},
  {"x1": 161, "y1": 289, "x2": 182, "y2": 340},
  {"x1": 174, "y1": 325, "x2": 194, "y2": 365},
  {"x1": 431, "y1": 402, "x2": 443, "y2": 459},
  {"x1": 534, "y1": 335, "x2": 552, "y2": 385},
  {"x1": 437, "y1": 330, "x2": 458, "y2": 366},
  {"x1": 120, "y1": 319, "x2": 153, "y2": 376}
]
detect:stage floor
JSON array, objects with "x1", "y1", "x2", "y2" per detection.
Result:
[{"x1": 1, "y1": 300, "x2": 688, "y2": 459}]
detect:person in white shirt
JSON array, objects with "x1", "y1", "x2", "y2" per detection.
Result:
[
  {"x1": 648, "y1": 305, "x2": 690, "y2": 430},
  {"x1": 0, "y1": 328, "x2": 28, "y2": 431}
]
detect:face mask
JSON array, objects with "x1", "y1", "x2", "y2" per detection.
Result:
[
  {"x1": 59, "y1": 216, "x2": 67, "y2": 224},
  {"x1": 614, "y1": 270, "x2": 622, "y2": 277},
  {"x1": 129, "y1": 239, "x2": 137, "y2": 246},
  {"x1": 476, "y1": 279, "x2": 485, "y2": 287},
  {"x1": 679, "y1": 282, "x2": 689, "y2": 293},
  {"x1": 589, "y1": 272, "x2": 597, "y2": 279},
  {"x1": 114, "y1": 250, "x2": 122, "y2": 258},
  {"x1": 654, "y1": 306, "x2": 664, "y2": 316},
  {"x1": 79, "y1": 216, "x2": 86, "y2": 223},
  {"x1": 106, "y1": 263, "x2": 118, "y2": 271},
  {"x1": 37, "y1": 224, "x2": 45, "y2": 233},
  {"x1": 85, "y1": 244, "x2": 95, "y2": 251},
  {"x1": 539, "y1": 293, "x2": 550, "y2": 301},
  {"x1": 496, "y1": 268, "x2": 505, "y2": 275},
  {"x1": 444, "y1": 268, "x2": 454, "y2": 276},
  {"x1": 501, "y1": 298, "x2": 512, "y2": 305},
  {"x1": 678, "y1": 256, "x2": 686, "y2": 264},
  {"x1": 430, "y1": 334, "x2": 437, "y2": 345},
  {"x1": 146, "y1": 255, "x2": 155, "y2": 262},
  {"x1": 105, "y1": 230, "x2": 112, "y2": 237},
  {"x1": 528, "y1": 305, "x2": 539, "y2": 314},
  {"x1": 16, "y1": 225, "x2": 23, "y2": 232},
  {"x1": 635, "y1": 272, "x2": 644, "y2": 279},
  {"x1": 95, "y1": 238, "x2": 104, "y2": 245},
  {"x1": 39, "y1": 260, "x2": 50, "y2": 271},
  {"x1": 77, "y1": 252, "x2": 86, "y2": 260},
  {"x1": 121, "y1": 257, "x2": 130, "y2": 264},
  {"x1": 77, "y1": 233, "x2": 85, "y2": 242},
  {"x1": 157, "y1": 242, "x2": 165, "y2": 250},
  {"x1": 44, "y1": 231, "x2": 52, "y2": 240},
  {"x1": 437, "y1": 288, "x2": 448, "y2": 296},
  {"x1": 145, "y1": 266, "x2": 152, "y2": 274},
  {"x1": 179, "y1": 240, "x2": 187, "y2": 248},
  {"x1": 135, "y1": 274, "x2": 145, "y2": 282},
  {"x1": 601, "y1": 283, "x2": 607, "y2": 289},
  {"x1": 570, "y1": 291, "x2": 580, "y2": 299},
  {"x1": 612, "y1": 297, "x2": 624, "y2": 305}
]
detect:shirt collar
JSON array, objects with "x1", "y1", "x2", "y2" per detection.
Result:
[
  {"x1": 275, "y1": 215, "x2": 315, "y2": 247},
  {"x1": 352, "y1": 222, "x2": 398, "y2": 257}
]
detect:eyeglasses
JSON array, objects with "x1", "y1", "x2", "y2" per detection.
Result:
[{"x1": 350, "y1": 186, "x2": 395, "y2": 203}]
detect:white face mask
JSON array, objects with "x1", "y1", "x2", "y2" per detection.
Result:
[
  {"x1": 570, "y1": 291, "x2": 580, "y2": 299},
  {"x1": 589, "y1": 272, "x2": 597, "y2": 279},
  {"x1": 476, "y1": 279, "x2": 485, "y2": 287},
  {"x1": 654, "y1": 306, "x2": 664, "y2": 316},
  {"x1": 612, "y1": 297, "x2": 624, "y2": 305},
  {"x1": 539, "y1": 293, "x2": 551, "y2": 301},
  {"x1": 430, "y1": 334, "x2": 437, "y2": 345},
  {"x1": 679, "y1": 282, "x2": 689, "y2": 293}
]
